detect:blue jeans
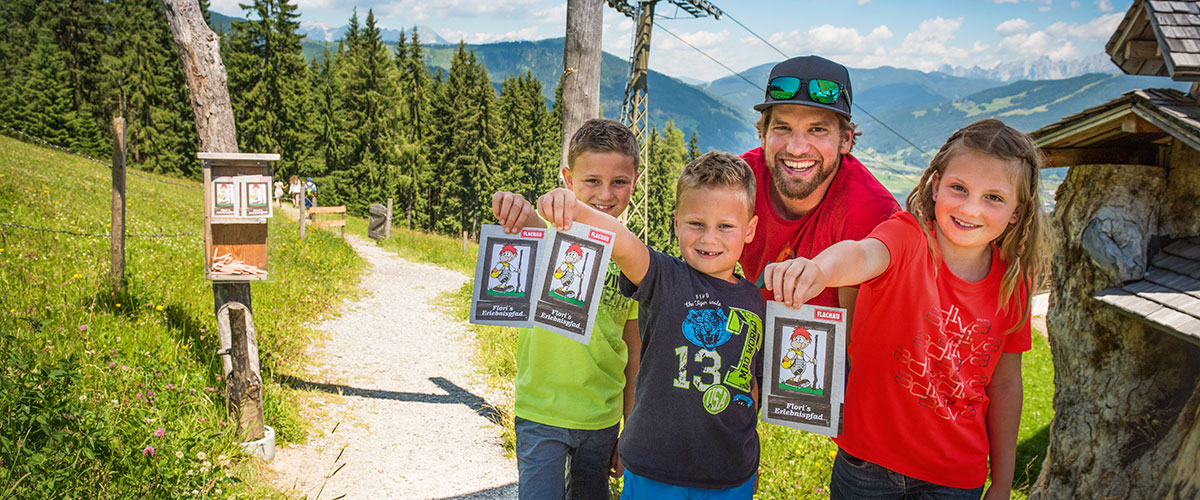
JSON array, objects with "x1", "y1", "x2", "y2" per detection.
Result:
[
  {"x1": 830, "y1": 449, "x2": 984, "y2": 500},
  {"x1": 516, "y1": 417, "x2": 619, "y2": 500},
  {"x1": 619, "y1": 469, "x2": 755, "y2": 500}
]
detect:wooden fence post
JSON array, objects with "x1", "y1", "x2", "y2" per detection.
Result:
[
  {"x1": 299, "y1": 192, "x2": 306, "y2": 240},
  {"x1": 217, "y1": 302, "x2": 264, "y2": 437},
  {"x1": 110, "y1": 117, "x2": 126, "y2": 289},
  {"x1": 161, "y1": 0, "x2": 264, "y2": 443},
  {"x1": 386, "y1": 198, "x2": 393, "y2": 239}
]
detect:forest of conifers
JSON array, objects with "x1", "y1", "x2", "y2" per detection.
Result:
[{"x1": 0, "y1": 0, "x2": 701, "y2": 249}]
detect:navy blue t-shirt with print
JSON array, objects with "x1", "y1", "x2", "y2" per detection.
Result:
[{"x1": 617, "y1": 249, "x2": 765, "y2": 489}]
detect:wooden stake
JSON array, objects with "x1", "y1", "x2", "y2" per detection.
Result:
[
  {"x1": 386, "y1": 198, "x2": 393, "y2": 239},
  {"x1": 110, "y1": 117, "x2": 126, "y2": 289}
]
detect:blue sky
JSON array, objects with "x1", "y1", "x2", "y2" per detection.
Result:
[{"x1": 207, "y1": 0, "x2": 1132, "y2": 81}]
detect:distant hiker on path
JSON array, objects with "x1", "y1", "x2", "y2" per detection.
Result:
[
  {"x1": 304, "y1": 177, "x2": 317, "y2": 208},
  {"x1": 738, "y1": 55, "x2": 899, "y2": 316},
  {"x1": 289, "y1": 175, "x2": 302, "y2": 207}
]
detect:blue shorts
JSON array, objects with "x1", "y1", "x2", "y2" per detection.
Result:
[{"x1": 619, "y1": 469, "x2": 755, "y2": 500}]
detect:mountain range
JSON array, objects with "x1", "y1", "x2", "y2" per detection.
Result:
[{"x1": 207, "y1": 9, "x2": 1190, "y2": 197}]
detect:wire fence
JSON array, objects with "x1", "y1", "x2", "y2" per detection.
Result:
[
  {"x1": 0, "y1": 123, "x2": 203, "y2": 190},
  {"x1": 0, "y1": 221, "x2": 201, "y2": 239}
]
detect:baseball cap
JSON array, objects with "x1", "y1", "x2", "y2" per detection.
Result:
[{"x1": 754, "y1": 55, "x2": 852, "y2": 119}]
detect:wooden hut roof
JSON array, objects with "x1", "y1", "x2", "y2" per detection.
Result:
[
  {"x1": 1030, "y1": 88, "x2": 1200, "y2": 166},
  {"x1": 1108, "y1": 0, "x2": 1200, "y2": 80},
  {"x1": 1094, "y1": 238, "x2": 1200, "y2": 346}
]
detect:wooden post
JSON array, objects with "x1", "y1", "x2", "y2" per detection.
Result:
[
  {"x1": 161, "y1": 0, "x2": 264, "y2": 442},
  {"x1": 217, "y1": 302, "x2": 263, "y2": 437},
  {"x1": 385, "y1": 198, "x2": 393, "y2": 239},
  {"x1": 299, "y1": 192, "x2": 306, "y2": 239},
  {"x1": 340, "y1": 207, "x2": 345, "y2": 239},
  {"x1": 561, "y1": 0, "x2": 603, "y2": 170},
  {"x1": 462, "y1": 231, "x2": 467, "y2": 254},
  {"x1": 110, "y1": 117, "x2": 127, "y2": 288}
]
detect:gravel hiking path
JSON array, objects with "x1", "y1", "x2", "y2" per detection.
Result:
[{"x1": 267, "y1": 231, "x2": 517, "y2": 500}]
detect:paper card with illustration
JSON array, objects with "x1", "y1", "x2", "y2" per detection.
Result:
[
  {"x1": 469, "y1": 224, "x2": 547, "y2": 327},
  {"x1": 212, "y1": 176, "x2": 239, "y2": 217},
  {"x1": 761, "y1": 301, "x2": 847, "y2": 437},
  {"x1": 239, "y1": 175, "x2": 273, "y2": 217},
  {"x1": 529, "y1": 222, "x2": 614, "y2": 345}
]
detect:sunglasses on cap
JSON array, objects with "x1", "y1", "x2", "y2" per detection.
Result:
[{"x1": 766, "y1": 77, "x2": 844, "y2": 105}]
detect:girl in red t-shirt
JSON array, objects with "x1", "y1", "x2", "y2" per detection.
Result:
[{"x1": 763, "y1": 118, "x2": 1046, "y2": 500}]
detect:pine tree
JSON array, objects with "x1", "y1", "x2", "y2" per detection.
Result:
[
  {"x1": 224, "y1": 0, "x2": 315, "y2": 180},
  {"x1": 437, "y1": 43, "x2": 498, "y2": 237},
  {"x1": 396, "y1": 28, "x2": 432, "y2": 229},
  {"x1": 645, "y1": 121, "x2": 687, "y2": 252},
  {"x1": 496, "y1": 71, "x2": 558, "y2": 204},
  {"x1": 103, "y1": 0, "x2": 197, "y2": 177},
  {"x1": 310, "y1": 48, "x2": 341, "y2": 178},
  {"x1": 687, "y1": 131, "x2": 701, "y2": 163}
]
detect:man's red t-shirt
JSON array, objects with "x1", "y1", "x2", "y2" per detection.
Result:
[
  {"x1": 739, "y1": 148, "x2": 899, "y2": 307},
  {"x1": 833, "y1": 212, "x2": 1032, "y2": 488}
]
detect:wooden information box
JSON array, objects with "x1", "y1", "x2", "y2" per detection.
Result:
[{"x1": 199, "y1": 152, "x2": 280, "y2": 282}]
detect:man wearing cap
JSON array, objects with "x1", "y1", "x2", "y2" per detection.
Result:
[{"x1": 740, "y1": 55, "x2": 899, "y2": 315}]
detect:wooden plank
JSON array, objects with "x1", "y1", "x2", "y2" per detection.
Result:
[
  {"x1": 1096, "y1": 291, "x2": 1165, "y2": 317},
  {"x1": 198, "y1": 152, "x2": 281, "y2": 162},
  {"x1": 1040, "y1": 146, "x2": 1159, "y2": 167},
  {"x1": 312, "y1": 219, "x2": 346, "y2": 228},
  {"x1": 1123, "y1": 113, "x2": 1162, "y2": 133},
  {"x1": 307, "y1": 205, "x2": 346, "y2": 214},
  {"x1": 1126, "y1": 39, "x2": 1162, "y2": 60}
]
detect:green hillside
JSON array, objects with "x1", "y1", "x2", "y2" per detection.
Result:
[{"x1": 0, "y1": 134, "x2": 363, "y2": 496}]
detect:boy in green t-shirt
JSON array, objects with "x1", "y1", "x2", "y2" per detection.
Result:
[{"x1": 491, "y1": 119, "x2": 641, "y2": 500}]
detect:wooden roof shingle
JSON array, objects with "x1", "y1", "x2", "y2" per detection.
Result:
[
  {"x1": 1030, "y1": 88, "x2": 1200, "y2": 165},
  {"x1": 1094, "y1": 237, "x2": 1200, "y2": 346},
  {"x1": 1108, "y1": 0, "x2": 1200, "y2": 80}
]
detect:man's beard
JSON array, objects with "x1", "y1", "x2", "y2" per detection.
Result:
[{"x1": 768, "y1": 153, "x2": 839, "y2": 201}]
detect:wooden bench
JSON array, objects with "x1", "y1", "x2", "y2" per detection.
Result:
[{"x1": 308, "y1": 205, "x2": 346, "y2": 238}]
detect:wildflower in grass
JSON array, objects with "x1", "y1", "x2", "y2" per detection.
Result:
[
  {"x1": 156, "y1": 305, "x2": 163, "y2": 311},
  {"x1": 79, "y1": 324, "x2": 87, "y2": 332},
  {"x1": 197, "y1": 451, "x2": 206, "y2": 461},
  {"x1": 73, "y1": 273, "x2": 81, "y2": 279},
  {"x1": 175, "y1": 451, "x2": 184, "y2": 459},
  {"x1": 142, "y1": 446, "x2": 155, "y2": 457},
  {"x1": 108, "y1": 362, "x2": 115, "y2": 368},
  {"x1": 216, "y1": 454, "x2": 230, "y2": 467},
  {"x1": 116, "y1": 303, "x2": 121, "y2": 308},
  {"x1": 154, "y1": 428, "x2": 166, "y2": 438}
]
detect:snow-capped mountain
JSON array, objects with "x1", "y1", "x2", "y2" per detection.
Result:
[{"x1": 936, "y1": 54, "x2": 1120, "y2": 82}]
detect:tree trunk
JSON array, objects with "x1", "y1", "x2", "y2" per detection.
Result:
[
  {"x1": 161, "y1": 0, "x2": 265, "y2": 441},
  {"x1": 1029, "y1": 162, "x2": 1200, "y2": 499},
  {"x1": 560, "y1": 0, "x2": 603, "y2": 171}
]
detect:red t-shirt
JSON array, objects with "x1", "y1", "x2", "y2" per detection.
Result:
[
  {"x1": 833, "y1": 212, "x2": 1032, "y2": 489},
  {"x1": 739, "y1": 149, "x2": 899, "y2": 307}
]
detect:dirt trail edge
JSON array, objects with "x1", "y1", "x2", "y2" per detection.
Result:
[{"x1": 268, "y1": 232, "x2": 517, "y2": 500}]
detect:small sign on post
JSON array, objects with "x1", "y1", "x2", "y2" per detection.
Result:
[{"x1": 199, "y1": 153, "x2": 279, "y2": 281}]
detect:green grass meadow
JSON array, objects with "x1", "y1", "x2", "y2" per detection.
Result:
[
  {"x1": 344, "y1": 209, "x2": 1057, "y2": 499},
  {"x1": 0, "y1": 134, "x2": 364, "y2": 498}
]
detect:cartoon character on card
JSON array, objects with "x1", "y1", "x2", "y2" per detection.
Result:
[
  {"x1": 782, "y1": 327, "x2": 818, "y2": 389},
  {"x1": 552, "y1": 243, "x2": 586, "y2": 298},
  {"x1": 489, "y1": 244, "x2": 521, "y2": 293}
]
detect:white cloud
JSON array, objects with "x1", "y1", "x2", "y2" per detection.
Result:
[
  {"x1": 996, "y1": 18, "x2": 1032, "y2": 34},
  {"x1": 439, "y1": 25, "x2": 541, "y2": 44},
  {"x1": 1095, "y1": 0, "x2": 1114, "y2": 12},
  {"x1": 857, "y1": 0, "x2": 872, "y2": 5},
  {"x1": 657, "y1": 29, "x2": 729, "y2": 51},
  {"x1": 994, "y1": 0, "x2": 1019, "y2": 3}
]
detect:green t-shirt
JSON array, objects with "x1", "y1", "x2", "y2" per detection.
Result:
[{"x1": 514, "y1": 259, "x2": 639, "y2": 429}]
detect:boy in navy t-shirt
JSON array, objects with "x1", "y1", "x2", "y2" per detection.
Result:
[{"x1": 536, "y1": 151, "x2": 765, "y2": 499}]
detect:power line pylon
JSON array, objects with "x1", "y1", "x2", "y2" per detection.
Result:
[{"x1": 607, "y1": 0, "x2": 721, "y2": 242}]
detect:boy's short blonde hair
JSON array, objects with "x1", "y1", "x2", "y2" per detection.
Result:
[
  {"x1": 676, "y1": 152, "x2": 756, "y2": 216},
  {"x1": 567, "y1": 119, "x2": 640, "y2": 170}
]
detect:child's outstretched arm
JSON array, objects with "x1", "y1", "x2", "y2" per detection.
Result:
[
  {"x1": 491, "y1": 191, "x2": 541, "y2": 233},
  {"x1": 537, "y1": 188, "x2": 651, "y2": 285},
  {"x1": 762, "y1": 238, "x2": 891, "y2": 307},
  {"x1": 982, "y1": 352, "x2": 1023, "y2": 500}
]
